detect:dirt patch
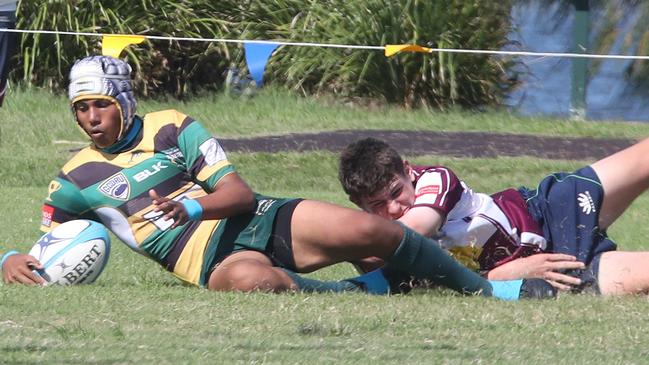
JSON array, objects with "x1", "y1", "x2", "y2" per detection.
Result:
[{"x1": 219, "y1": 130, "x2": 636, "y2": 160}]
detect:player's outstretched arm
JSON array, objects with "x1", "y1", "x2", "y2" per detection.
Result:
[
  {"x1": 397, "y1": 206, "x2": 444, "y2": 238},
  {"x1": 1, "y1": 253, "x2": 46, "y2": 285},
  {"x1": 486, "y1": 253, "x2": 585, "y2": 291},
  {"x1": 150, "y1": 172, "x2": 255, "y2": 228}
]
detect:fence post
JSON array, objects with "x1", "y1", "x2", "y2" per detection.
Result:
[{"x1": 571, "y1": 0, "x2": 589, "y2": 120}]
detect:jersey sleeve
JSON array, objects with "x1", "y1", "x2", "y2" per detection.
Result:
[
  {"x1": 412, "y1": 167, "x2": 464, "y2": 216},
  {"x1": 177, "y1": 119, "x2": 235, "y2": 191},
  {"x1": 40, "y1": 175, "x2": 97, "y2": 232}
]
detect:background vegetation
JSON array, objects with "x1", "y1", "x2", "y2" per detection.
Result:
[
  {"x1": 15, "y1": 0, "x2": 240, "y2": 97},
  {"x1": 12, "y1": 0, "x2": 513, "y2": 106},
  {"x1": 12, "y1": 1, "x2": 649, "y2": 107},
  {"x1": 593, "y1": 0, "x2": 649, "y2": 88}
]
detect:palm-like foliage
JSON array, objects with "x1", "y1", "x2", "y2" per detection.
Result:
[
  {"x1": 13, "y1": 0, "x2": 514, "y2": 107},
  {"x1": 592, "y1": 1, "x2": 649, "y2": 89},
  {"x1": 15, "y1": 0, "x2": 239, "y2": 98},
  {"x1": 241, "y1": 0, "x2": 514, "y2": 108}
]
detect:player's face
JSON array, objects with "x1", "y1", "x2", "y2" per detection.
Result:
[
  {"x1": 360, "y1": 167, "x2": 416, "y2": 220},
  {"x1": 73, "y1": 98, "x2": 121, "y2": 148}
]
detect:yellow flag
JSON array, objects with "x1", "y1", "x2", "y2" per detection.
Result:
[
  {"x1": 102, "y1": 34, "x2": 146, "y2": 58},
  {"x1": 384, "y1": 44, "x2": 432, "y2": 57}
]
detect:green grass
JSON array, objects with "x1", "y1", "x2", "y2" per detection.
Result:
[
  {"x1": 4, "y1": 86, "x2": 649, "y2": 141},
  {"x1": 2, "y1": 88, "x2": 649, "y2": 364},
  {"x1": 3, "y1": 285, "x2": 649, "y2": 364}
]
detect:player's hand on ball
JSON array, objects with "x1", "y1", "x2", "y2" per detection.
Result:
[
  {"x1": 149, "y1": 189, "x2": 188, "y2": 229},
  {"x1": 2, "y1": 253, "x2": 46, "y2": 286}
]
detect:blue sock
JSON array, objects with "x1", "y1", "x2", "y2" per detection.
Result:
[
  {"x1": 488, "y1": 279, "x2": 523, "y2": 301},
  {"x1": 344, "y1": 269, "x2": 390, "y2": 295}
]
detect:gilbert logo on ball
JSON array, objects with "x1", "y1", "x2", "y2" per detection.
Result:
[{"x1": 28, "y1": 219, "x2": 110, "y2": 285}]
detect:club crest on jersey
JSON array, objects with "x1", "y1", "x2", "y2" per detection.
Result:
[{"x1": 98, "y1": 172, "x2": 130, "y2": 201}]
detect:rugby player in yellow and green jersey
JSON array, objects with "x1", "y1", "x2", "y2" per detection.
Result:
[
  {"x1": 41, "y1": 108, "x2": 256, "y2": 286},
  {"x1": 1, "y1": 55, "x2": 555, "y2": 300}
]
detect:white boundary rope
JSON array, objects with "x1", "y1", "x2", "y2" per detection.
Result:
[{"x1": 2, "y1": 28, "x2": 649, "y2": 60}]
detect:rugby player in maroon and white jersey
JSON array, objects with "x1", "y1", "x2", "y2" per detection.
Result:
[{"x1": 339, "y1": 137, "x2": 649, "y2": 295}]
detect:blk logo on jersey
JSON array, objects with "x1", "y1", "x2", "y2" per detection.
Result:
[
  {"x1": 98, "y1": 172, "x2": 130, "y2": 200},
  {"x1": 133, "y1": 161, "x2": 168, "y2": 182},
  {"x1": 577, "y1": 191, "x2": 596, "y2": 215}
]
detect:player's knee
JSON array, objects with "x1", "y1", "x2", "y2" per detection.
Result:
[{"x1": 210, "y1": 260, "x2": 291, "y2": 293}]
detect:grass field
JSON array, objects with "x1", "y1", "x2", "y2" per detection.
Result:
[{"x1": 2, "y1": 88, "x2": 649, "y2": 364}]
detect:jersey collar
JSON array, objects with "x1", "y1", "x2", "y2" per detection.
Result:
[{"x1": 101, "y1": 115, "x2": 143, "y2": 154}]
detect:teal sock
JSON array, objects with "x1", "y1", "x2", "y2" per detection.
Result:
[
  {"x1": 386, "y1": 224, "x2": 494, "y2": 296},
  {"x1": 344, "y1": 269, "x2": 390, "y2": 295},
  {"x1": 488, "y1": 279, "x2": 523, "y2": 301},
  {"x1": 281, "y1": 269, "x2": 358, "y2": 292}
]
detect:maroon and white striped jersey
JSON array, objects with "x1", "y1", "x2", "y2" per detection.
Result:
[{"x1": 411, "y1": 165, "x2": 547, "y2": 272}]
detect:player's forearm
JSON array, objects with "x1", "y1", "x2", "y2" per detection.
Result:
[
  {"x1": 397, "y1": 209, "x2": 442, "y2": 238},
  {"x1": 198, "y1": 183, "x2": 255, "y2": 220}
]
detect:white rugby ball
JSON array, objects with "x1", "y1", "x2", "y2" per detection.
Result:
[{"x1": 28, "y1": 219, "x2": 110, "y2": 285}]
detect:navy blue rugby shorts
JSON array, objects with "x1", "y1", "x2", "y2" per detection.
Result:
[{"x1": 519, "y1": 166, "x2": 617, "y2": 294}]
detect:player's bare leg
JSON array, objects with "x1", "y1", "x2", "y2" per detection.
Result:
[
  {"x1": 591, "y1": 136, "x2": 649, "y2": 229},
  {"x1": 597, "y1": 251, "x2": 649, "y2": 295},
  {"x1": 207, "y1": 250, "x2": 296, "y2": 292},
  {"x1": 288, "y1": 200, "x2": 402, "y2": 272},
  {"x1": 287, "y1": 200, "x2": 555, "y2": 299}
]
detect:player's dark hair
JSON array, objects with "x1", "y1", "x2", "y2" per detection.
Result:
[{"x1": 338, "y1": 137, "x2": 405, "y2": 203}]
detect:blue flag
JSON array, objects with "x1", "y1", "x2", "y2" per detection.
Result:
[{"x1": 244, "y1": 42, "x2": 279, "y2": 87}]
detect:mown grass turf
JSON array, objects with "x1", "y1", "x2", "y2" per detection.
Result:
[{"x1": 2, "y1": 88, "x2": 649, "y2": 364}]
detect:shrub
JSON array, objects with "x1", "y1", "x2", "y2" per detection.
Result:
[
  {"x1": 12, "y1": 0, "x2": 514, "y2": 107},
  {"x1": 241, "y1": 0, "x2": 515, "y2": 108},
  {"x1": 14, "y1": 0, "x2": 240, "y2": 98}
]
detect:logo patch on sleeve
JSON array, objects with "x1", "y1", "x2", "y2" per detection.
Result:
[
  {"x1": 98, "y1": 172, "x2": 130, "y2": 200},
  {"x1": 199, "y1": 138, "x2": 227, "y2": 166},
  {"x1": 41, "y1": 205, "x2": 55, "y2": 227},
  {"x1": 418, "y1": 185, "x2": 441, "y2": 195}
]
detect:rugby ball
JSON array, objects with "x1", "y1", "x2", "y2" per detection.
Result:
[{"x1": 28, "y1": 219, "x2": 110, "y2": 285}]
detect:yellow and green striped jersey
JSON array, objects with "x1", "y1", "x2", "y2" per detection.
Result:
[{"x1": 40, "y1": 109, "x2": 235, "y2": 286}]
